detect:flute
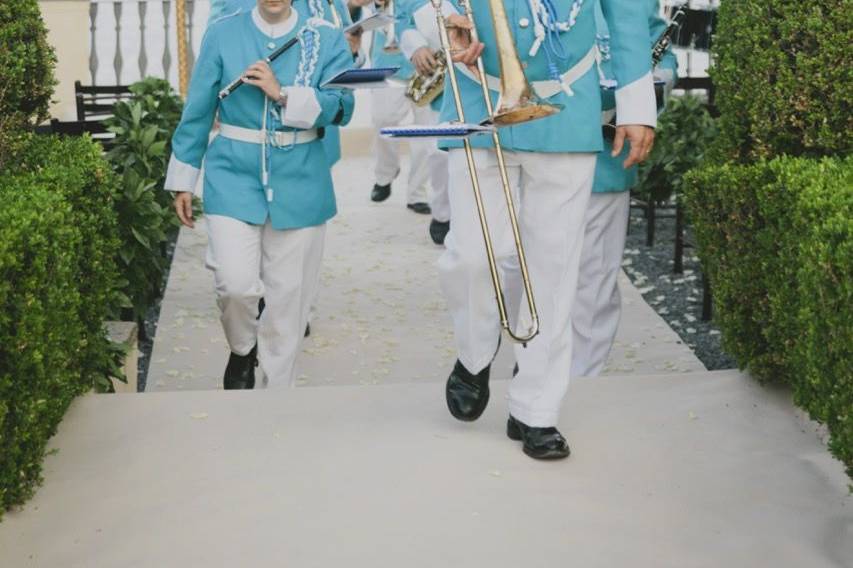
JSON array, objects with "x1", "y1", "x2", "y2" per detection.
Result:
[{"x1": 218, "y1": 36, "x2": 299, "y2": 100}]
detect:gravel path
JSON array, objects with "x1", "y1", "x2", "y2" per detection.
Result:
[{"x1": 622, "y1": 205, "x2": 737, "y2": 371}]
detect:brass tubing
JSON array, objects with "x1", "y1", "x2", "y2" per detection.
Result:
[
  {"x1": 460, "y1": 0, "x2": 539, "y2": 343},
  {"x1": 430, "y1": 0, "x2": 539, "y2": 343}
]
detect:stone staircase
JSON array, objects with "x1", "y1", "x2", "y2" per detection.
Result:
[{"x1": 1, "y1": 156, "x2": 849, "y2": 567}]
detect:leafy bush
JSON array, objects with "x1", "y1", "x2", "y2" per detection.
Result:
[
  {"x1": 0, "y1": 134, "x2": 122, "y2": 516},
  {"x1": 105, "y1": 78, "x2": 184, "y2": 322},
  {"x1": 636, "y1": 95, "x2": 717, "y2": 202},
  {"x1": 0, "y1": 184, "x2": 81, "y2": 514},
  {"x1": 684, "y1": 156, "x2": 852, "y2": 475},
  {"x1": 711, "y1": 1, "x2": 852, "y2": 162},
  {"x1": 0, "y1": 0, "x2": 56, "y2": 132}
]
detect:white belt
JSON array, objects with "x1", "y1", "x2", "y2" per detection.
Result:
[
  {"x1": 219, "y1": 123, "x2": 319, "y2": 146},
  {"x1": 454, "y1": 46, "x2": 598, "y2": 100}
]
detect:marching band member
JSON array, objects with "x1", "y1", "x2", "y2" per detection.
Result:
[
  {"x1": 350, "y1": 0, "x2": 434, "y2": 214},
  {"x1": 207, "y1": 0, "x2": 359, "y2": 169},
  {"x1": 166, "y1": 0, "x2": 355, "y2": 389},
  {"x1": 571, "y1": 0, "x2": 678, "y2": 378},
  {"x1": 398, "y1": 0, "x2": 452, "y2": 244},
  {"x1": 440, "y1": 0, "x2": 657, "y2": 459}
]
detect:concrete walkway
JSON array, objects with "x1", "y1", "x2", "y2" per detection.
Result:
[
  {"x1": 147, "y1": 156, "x2": 704, "y2": 391},
  {"x1": 1, "y1": 371, "x2": 850, "y2": 567},
  {"x1": 2, "y1": 155, "x2": 850, "y2": 567}
]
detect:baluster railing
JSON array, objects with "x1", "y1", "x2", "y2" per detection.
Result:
[
  {"x1": 139, "y1": 1, "x2": 149, "y2": 77},
  {"x1": 113, "y1": 1, "x2": 123, "y2": 83}
]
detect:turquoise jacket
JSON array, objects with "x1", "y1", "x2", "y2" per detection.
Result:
[
  {"x1": 593, "y1": 0, "x2": 678, "y2": 192},
  {"x1": 165, "y1": 10, "x2": 355, "y2": 229},
  {"x1": 208, "y1": 0, "x2": 353, "y2": 165},
  {"x1": 435, "y1": 0, "x2": 657, "y2": 154}
]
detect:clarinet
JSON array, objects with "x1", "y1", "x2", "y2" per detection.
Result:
[
  {"x1": 218, "y1": 36, "x2": 299, "y2": 100},
  {"x1": 652, "y1": 8, "x2": 686, "y2": 66}
]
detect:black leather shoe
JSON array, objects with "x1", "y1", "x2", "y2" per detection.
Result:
[
  {"x1": 429, "y1": 219, "x2": 450, "y2": 245},
  {"x1": 371, "y1": 183, "x2": 391, "y2": 202},
  {"x1": 407, "y1": 202, "x2": 432, "y2": 215},
  {"x1": 446, "y1": 359, "x2": 491, "y2": 421},
  {"x1": 507, "y1": 415, "x2": 570, "y2": 460},
  {"x1": 223, "y1": 345, "x2": 257, "y2": 390}
]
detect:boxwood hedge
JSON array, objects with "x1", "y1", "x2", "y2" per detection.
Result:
[
  {"x1": 0, "y1": 134, "x2": 121, "y2": 516},
  {"x1": 711, "y1": 0, "x2": 852, "y2": 162},
  {"x1": 684, "y1": 157, "x2": 852, "y2": 475}
]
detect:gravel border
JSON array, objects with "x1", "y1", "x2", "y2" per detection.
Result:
[
  {"x1": 136, "y1": 233, "x2": 179, "y2": 391},
  {"x1": 622, "y1": 206, "x2": 737, "y2": 371}
]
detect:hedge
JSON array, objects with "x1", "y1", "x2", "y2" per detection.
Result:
[
  {"x1": 684, "y1": 156, "x2": 852, "y2": 475},
  {"x1": 0, "y1": 135, "x2": 121, "y2": 516},
  {"x1": 711, "y1": 0, "x2": 852, "y2": 162},
  {"x1": 0, "y1": 0, "x2": 56, "y2": 131}
]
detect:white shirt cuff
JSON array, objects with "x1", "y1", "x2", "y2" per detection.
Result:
[
  {"x1": 164, "y1": 155, "x2": 201, "y2": 193},
  {"x1": 615, "y1": 71, "x2": 657, "y2": 128},
  {"x1": 280, "y1": 86, "x2": 322, "y2": 129},
  {"x1": 401, "y1": 29, "x2": 429, "y2": 61}
]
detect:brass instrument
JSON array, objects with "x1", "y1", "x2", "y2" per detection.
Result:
[
  {"x1": 382, "y1": 0, "x2": 401, "y2": 53},
  {"x1": 325, "y1": 0, "x2": 343, "y2": 28},
  {"x1": 431, "y1": 0, "x2": 562, "y2": 343},
  {"x1": 405, "y1": 49, "x2": 446, "y2": 106}
]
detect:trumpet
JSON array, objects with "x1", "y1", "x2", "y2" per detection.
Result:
[
  {"x1": 431, "y1": 0, "x2": 561, "y2": 343},
  {"x1": 405, "y1": 49, "x2": 446, "y2": 106}
]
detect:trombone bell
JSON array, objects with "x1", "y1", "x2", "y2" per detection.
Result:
[{"x1": 487, "y1": 0, "x2": 562, "y2": 126}]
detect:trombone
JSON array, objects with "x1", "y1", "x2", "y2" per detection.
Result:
[{"x1": 430, "y1": 0, "x2": 561, "y2": 343}]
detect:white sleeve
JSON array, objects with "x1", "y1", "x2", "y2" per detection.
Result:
[
  {"x1": 615, "y1": 71, "x2": 657, "y2": 128},
  {"x1": 401, "y1": 29, "x2": 429, "y2": 61},
  {"x1": 279, "y1": 86, "x2": 322, "y2": 129},
  {"x1": 164, "y1": 155, "x2": 201, "y2": 193}
]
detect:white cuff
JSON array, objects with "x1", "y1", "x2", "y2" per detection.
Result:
[
  {"x1": 615, "y1": 71, "x2": 657, "y2": 128},
  {"x1": 164, "y1": 155, "x2": 201, "y2": 193},
  {"x1": 401, "y1": 29, "x2": 429, "y2": 61},
  {"x1": 280, "y1": 86, "x2": 322, "y2": 129}
]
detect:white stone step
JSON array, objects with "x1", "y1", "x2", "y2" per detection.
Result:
[{"x1": 2, "y1": 370, "x2": 849, "y2": 567}]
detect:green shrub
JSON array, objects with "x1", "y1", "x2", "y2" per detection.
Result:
[
  {"x1": 0, "y1": 134, "x2": 122, "y2": 516},
  {"x1": 637, "y1": 94, "x2": 717, "y2": 202},
  {"x1": 711, "y1": 1, "x2": 852, "y2": 162},
  {"x1": 6, "y1": 134, "x2": 122, "y2": 381},
  {"x1": 0, "y1": 183, "x2": 83, "y2": 514},
  {"x1": 105, "y1": 78, "x2": 184, "y2": 322},
  {"x1": 684, "y1": 156, "x2": 852, "y2": 475},
  {"x1": 0, "y1": 0, "x2": 56, "y2": 132}
]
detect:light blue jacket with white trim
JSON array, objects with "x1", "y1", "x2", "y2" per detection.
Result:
[
  {"x1": 593, "y1": 0, "x2": 678, "y2": 192},
  {"x1": 208, "y1": 0, "x2": 354, "y2": 166},
  {"x1": 434, "y1": 0, "x2": 657, "y2": 154},
  {"x1": 165, "y1": 9, "x2": 355, "y2": 229}
]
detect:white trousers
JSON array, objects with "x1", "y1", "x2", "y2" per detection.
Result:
[
  {"x1": 571, "y1": 191, "x2": 630, "y2": 378},
  {"x1": 205, "y1": 215, "x2": 325, "y2": 388},
  {"x1": 371, "y1": 86, "x2": 448, "y2": 211},
  {"x1": 439, "y1": 149, "x2": 596, "y2": 427}
]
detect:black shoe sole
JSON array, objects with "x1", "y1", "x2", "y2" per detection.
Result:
[{"x1": 446, "y1": 381, "x2": 490, "y2": 422}]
